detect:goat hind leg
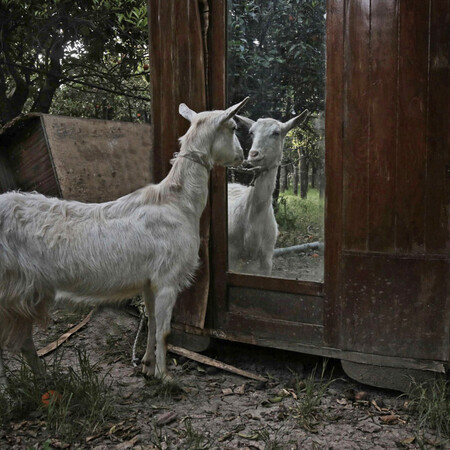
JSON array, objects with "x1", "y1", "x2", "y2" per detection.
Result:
[
  {"x1": 154, "y1": 287, "x2": 177, "y2": 380},
  {"x1": 0, "y1": 349, "x2": 7, "y2": 389},
  {"x1": 21, "y1": 323, "x2": 44, "y2": 377},
  {"x1": 141, "y1": 282, "x2": 156, "y2": 377}
]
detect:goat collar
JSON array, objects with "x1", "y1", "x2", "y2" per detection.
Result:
[{"x1": 172, "y1": 151, "x2": 212, "y2": 171}]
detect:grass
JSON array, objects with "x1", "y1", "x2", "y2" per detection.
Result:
[
  {"x1": 407, "y1": 377, "x2": 450, "y2": 439},
  {"x1": 276, "y1": 188, "x2": 324, "y2": 247},
  {"x1": 176, "y1": 418, "x2": 214, "y2": 449},
  {"x1": 290, "y1": 360, "x2": 335, "y2": 432},
  {"x1": 0, "y1": 347, "x2": 115, "y2": 442},
  {"x1": 144, "y1": 374, "x2": 186, "y2": 400}
]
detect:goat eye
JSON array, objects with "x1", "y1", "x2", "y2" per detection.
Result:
[{"x1": 272, "y1": 131, "x2": 280, "y2": 136}]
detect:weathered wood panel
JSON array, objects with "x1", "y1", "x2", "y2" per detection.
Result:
[
  {"x1": 208, "y1": 0, "x2": 229, "y2": 329},
  {"x1": 42, "y1": 116, "x2": 152, "y2": 202},
  {"x1": 229, "y1": 287, "x2": 323, "y2": 326},
  {"x1": 426, "y1": 0, "x2": 449, "y2": 254},
  {"x1": 223, "y1": 311, "x2": 324, "y2": 348},
  {"x1": 395, "y1": 0, "x2": 430, "y2": 252},
  {"x1": 368, "y1": 0, "x2": 398, "y2": 252},
  {"x1": 324, "y1": 0, "x2": 345, "y2": 347},
  {"x1": 328, "y1": 0, "x2": 449, "y2": 362},
  {"x1": 2, "y1": 118, "x2": 60, "y2": 196},
  {"x1": 342, "y1": 0, "x2": 371, "y2": 251},
  {"x1": 149, "y1": 0, "x2": 210, "y2": 328},
  {"x1": 341, "y1": 252, "x2": 448, "y2": 360}
]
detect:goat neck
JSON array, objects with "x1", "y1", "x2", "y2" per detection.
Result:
[
  {"x1": 248, "y1": 164, "x2": 278, "y2": 208},
  {"x1": 163, "y1": 145, "x2": 211, "y2": 219}
]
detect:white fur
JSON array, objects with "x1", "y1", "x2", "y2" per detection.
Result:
[
  {"x1": 0, "y1": 98, "x2": 248, "y2": 385},
  {"x1": 228, "y1": 111, "x2": 308, "y2": 275}
]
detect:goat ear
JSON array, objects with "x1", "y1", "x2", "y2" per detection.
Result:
[
  {"x1": 179, "y1": 103, "x2": 197, "y2": 122},
  {"x1": 218, "y1": 97, "x2": 250, "y2": 125},
  {"x1": 235, "y1": 115, "x2": 255, "y2": 130},
  {"x1": 282, "y1": 109, "x2": 309, "y2": 133}
]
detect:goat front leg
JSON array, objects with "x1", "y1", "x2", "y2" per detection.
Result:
[
  {"x1": 154, "y1": 287, "x2": 177, "y2": 381},
  {"x1": 141, "y1": 281, "x2": 156, "y2": 377}
]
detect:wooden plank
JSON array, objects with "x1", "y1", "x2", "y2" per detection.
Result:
[
  {"x1": 42, "y1": 116, "x2": 152, "y2": 202},
  {"x1": 227, "y1": 272, "x2": 323, "y2": 296},
  {"x1": 148, "y1": 0, "x2": 162, "y2": 182},
  {"x1": 172, "y1": 324, "x2": 446, "y2": 372},
  {"x1": 223, "y1": 312, "x2": 324, "y2": 347},
  {"x1": 324, "y1": 0, "x2": 345, "y2": 347},
  {"x1": 425, "y1": 0, "x2": 449, "y2": 254},
  {"x1": 342, "y1": 0, "x2": 371, "y2": 251},
  {"x1": 208, "y1": 0, "x2": 228, "y2": 329},
  {"x1": 395, "y1": 0, "x2": 430, "y2": 252},
  {"x1": 368, "y1": 0, "x2": 398, "y2": 252},
  {"x1": 167, "y1": 344, "x2": 267, "y2": 382},
  {"x1": 228, "y1": 287, "x2": 323, "y2": 326},
  {"x1": 340, "y1": 252, "x2": 448, "y2": 360},
  {"x1": 7, "y1": 119, "x2": 60, "y2": 196},
  {"x1": 149, "y1": 0, "x2": 209, "y2": 329}
]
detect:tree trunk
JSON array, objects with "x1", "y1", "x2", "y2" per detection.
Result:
[
  {"x1": 319, "y1": 166, "x2": 325, "y2": 198},
  {"x1": 293, "y1": 164, "x2": 299, "y2": 196},
  {"x1": 300, "y1": 154, "x2": 309, "y2": 199},
  {"x1": 31, "y1": 39, "x2": 63, "y2": 114},
  {"x1": 272, "y1": 167, "x2": 281, "y2": 213},
  {"x1": 280, "y1": 165, "x2": 287, "y2": 192},
  {"x1": 311, "y1": 164, "x2": 317, "y2": 189}
]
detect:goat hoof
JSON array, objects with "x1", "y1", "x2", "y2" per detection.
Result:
[
  {"x1": 155, "y1": 372, "x2": 173, "y2": 384},
  {"x1": 142, "y1": 363, "x2": 155, "y2": 378}
]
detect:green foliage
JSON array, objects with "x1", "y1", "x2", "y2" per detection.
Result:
[
  {"x1": 276, "y1": 188, "x2": 324, "y2": 247},
  {"x1": 0, "y1": 0, "x2": 149, "y2": 124},
  {"x1": 290, "y1": 360, "x2": 335, "y2": 432},
  {"x1": 228, "y1": 0, "x2": 326, "y2": 121},
  {"x1": 407, "y1": 377, "x2": 450, "y2": 438},
  {"x1": 0, "y1": 348, "x2": 115, "y2": 441}
]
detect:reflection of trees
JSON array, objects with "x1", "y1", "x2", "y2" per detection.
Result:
[
  {"x1": 228, "y1": 0, "x2": 326, "y2": 121},
  {"x1": 228, "y1": 0, "x2": 326, "y2": 198},
  {"x1": 0, "y1": 0, "x2": 149, "y2": 125},
  {"x1": 282, "y1": 113, "x2": 325, "y2": 199}
]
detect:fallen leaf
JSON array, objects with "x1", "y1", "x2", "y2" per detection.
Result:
[
  {"x1": 355, "y1": 391, "x2": 368, "y2": 401},
  {"x1": 156, "y1": 411, "x2": 177, "y2": 426},
  {"x1": 218, "y1": 431, "x2": 233, "y2": 442},
  {"x1": 400, "y1": 436, "x2": 415, "y2": 445},
  {"x1": 238, "y1": 432, "x2": 259, "y2": 440},
  {"x1": 49, "y1": 440, "x2": 70, "y2": 449},
  {"x1": 222, "y1": 388, "x2": 234, "y2": 396},
  {"x1": 234, "y1": 384, "x2": 246, "y2": 395},
  {"x1": 268, "y1": 396, "x2": 284, "y2": 403},
  {"x1": 115, "y1": 436, "x2": 139, "y2": 450},
  {"x1": 380, "y1": 414, "x2": 399, "y2": 424},
  {"x1": 371, "y1": 399, "x2": 382, "y2": 412},
  {"x1": 336, "y1": 398, "x2": 347, "y2": 405}
]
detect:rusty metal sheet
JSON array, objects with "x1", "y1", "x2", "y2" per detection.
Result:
[{"x1": 42, "y1": 115, "x2": 152, "y2": 202}]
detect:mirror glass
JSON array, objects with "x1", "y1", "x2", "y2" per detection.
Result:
[{"x1": 227, "y1": 0, "x2": 326, "y2": 281}]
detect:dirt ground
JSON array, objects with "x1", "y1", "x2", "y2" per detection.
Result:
[
  {"x1": 0, "y1": 307, "x2": 444, "y2": 449},
  {"x1": 271, "y1": 251, "x2": 323, "y2": 282}
]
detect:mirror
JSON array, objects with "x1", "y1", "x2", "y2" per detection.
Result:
[{"x1": 227, "y1": 0, "x2": 326, "y2": 282}]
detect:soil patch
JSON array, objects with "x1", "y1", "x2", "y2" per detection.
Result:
[{"x1": 0, "y1": 307, "x2": 443, "y2": 449}]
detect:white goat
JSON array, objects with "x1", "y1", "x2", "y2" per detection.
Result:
[
  {"x1": 0, "y1": 98, "x2": 248, "y2": 385},
  {"x1": 228, "y1": 110, "x2": 308, "y2": 275}
]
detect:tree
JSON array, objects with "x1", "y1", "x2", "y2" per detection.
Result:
[
  {"x1": 228, "y1": 0, "x2": 326, "y2": 122},
  {"x1": 0, "y1": 0, "x2": 149, "y2": 125}
]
